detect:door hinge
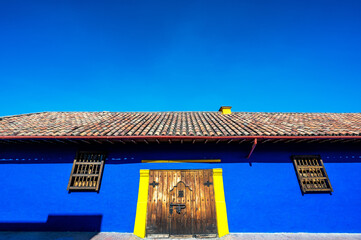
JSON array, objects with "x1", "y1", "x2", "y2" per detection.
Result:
[
  {"x1": 149, "y1": 181, "x2": 159, "y2": 187},
  {"x1": 204, "y1": 181, "x2": 213, "y2": 187}
]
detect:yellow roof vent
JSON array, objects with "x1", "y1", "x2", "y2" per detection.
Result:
[{"x1": 219, "y1": 106, "x2": 232, "y2": 115}]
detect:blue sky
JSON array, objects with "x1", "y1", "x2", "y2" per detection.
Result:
[{"x1": 0, "y1": 0, "x2": 360, "y2": 116}]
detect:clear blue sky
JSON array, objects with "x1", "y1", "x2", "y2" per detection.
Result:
[{"x1": 0, "y1": 0, "x2": 360, "y2": 116}]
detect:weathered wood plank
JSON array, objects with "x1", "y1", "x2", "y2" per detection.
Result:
[
  {"x1": 161, "y1": 170, "x2": 168, "y2": 234},
  {"x1": 156, "y1": 170, "x2": 163, "y2": 234}
]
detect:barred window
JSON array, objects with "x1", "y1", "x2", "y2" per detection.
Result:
[
  {"x1": 67, "y1": 151, "x2": 106, "y2": 192},
  {"x1": 292, "y1": 155, "x2": 333, "y2": 194}
]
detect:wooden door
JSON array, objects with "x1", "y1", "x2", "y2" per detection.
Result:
[{"x1": 146, "y1": 169, "x2": 217, "y2": 238}]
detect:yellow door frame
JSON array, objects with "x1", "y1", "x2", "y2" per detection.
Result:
[
  {"x1": 133, "y1": 168, "x2": 229, "y2": 238},
  {"x1": 133, "y1": 169, "x2": 150, "y2": 238},
  {"x1": 213, "y1": 168, "x2": 230, "y2": 237}
]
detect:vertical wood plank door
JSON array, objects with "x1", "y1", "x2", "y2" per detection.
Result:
[{"x1": 146, "y1": 169, "x2": 217, "y2": 238}]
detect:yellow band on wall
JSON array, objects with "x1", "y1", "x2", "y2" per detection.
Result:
[
  {"x1": 213, "y1": 168, "x2": 229, "y2": 237},
  {"x1": 133, "y1": 169, "x2": 150, "y2": 238},
  {"x1": 142, "y1": 159, "x2": 221, "y2": 163}
]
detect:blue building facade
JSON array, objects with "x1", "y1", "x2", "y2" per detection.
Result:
[{"x1": 1, "y1": 141, "x2": 360, "y2": 233}]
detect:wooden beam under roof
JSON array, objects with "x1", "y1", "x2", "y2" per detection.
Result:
[
  {"x1": 318, "y1": 139, "x2": 333, "y2": 144},
  {"x1": 339, "y1": 139, "x2": 358, "y2": 143},
  {"x1": 80, "y1": 140, "x2": 91, "y2": 144},
  {"x1": 283, "y1": 139, "x2": 297, "y2": 144},
  {"x1": 272, "y1": 139, "x2": 284, "y2": 144},
  {"x1": 293, "y1": 139, "x2": 310, "y2": 143},
  {"x1": 307, "y1": 139, "x2": 321, "y2": 143},
  {"x1": 66, "y1": 139, "x2": 80, "y2": 144},
  {"x1": 52, "y1": 139, "x2": 67, "y2": 144},
  {"x1": 260, "y1": 139, "x2": 271, "y2": 143},
  {"x1": 41, "y1": 139, "x2": 56, "y2": 144},
  {"x1": 92, "y1": 139, "x2": 103, "y2": 144},
  {"x1": 0, "y1": 140, "x2": 11, "y2": 144}
]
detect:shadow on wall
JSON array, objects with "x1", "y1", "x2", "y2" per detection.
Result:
[
  {"x1": 0, "y1": 215, "x2": 102, "y2": 232},
  {"x1": 1, "y1": 142, "x2": 360, "y2": 164}
]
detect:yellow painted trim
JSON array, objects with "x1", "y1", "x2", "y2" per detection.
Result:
[
  {"x1": 142, "y1": 159, "x2": 221, "y2": 163},
  {"x1": 133, "y1": 169, "x2": 150, "y2": 238},
  {"x1": 213, "y1": 168, "x2": 229, "y2": 237}
]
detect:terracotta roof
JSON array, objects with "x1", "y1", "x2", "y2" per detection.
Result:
[{"x1": 0, "y1": 111, "x2": 360, "y2": 138}]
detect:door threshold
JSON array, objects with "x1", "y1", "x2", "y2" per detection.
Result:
[
  {"x1": 169, "y1": 235, "x2": 193, "y2": 238},
  {"x1": 167, "y1": 234, "x2": 217, "y2": 238},
  {"x1": 194, "y1": 234, "x2": 218, "y2": 238},
  {"x1": 147, "y1": 234, "x2": 170, "y2": 238}
]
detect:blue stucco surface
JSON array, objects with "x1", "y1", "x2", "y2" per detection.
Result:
[{"x1": 0, "y1": 143, "x2": 360, "y2": 233}]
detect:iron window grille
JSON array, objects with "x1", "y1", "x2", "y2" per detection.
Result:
[
  {"x1": 67, "y1": 151, "x2": 107, "y2": 192},
  {"x1": 292, "y1": 155, "x2": 333, "y2": 194}
]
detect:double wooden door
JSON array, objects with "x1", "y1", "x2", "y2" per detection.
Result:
[{"x1": 146, "y1": 169, "x2": 217, "y2": 238}]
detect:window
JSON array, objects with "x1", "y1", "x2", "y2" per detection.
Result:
[
  {"x1": 67, "y1": 151, "x2": 107, "y2": 192},
  {"x1": 291, "y1": 155, "x2": 333, "y2": 194}
]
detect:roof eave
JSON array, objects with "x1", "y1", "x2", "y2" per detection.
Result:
[{"x1": 0, "y1": 135, "x2": 360, "y2": 140}]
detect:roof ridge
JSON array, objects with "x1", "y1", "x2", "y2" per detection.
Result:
[
  {"x1": 0, "y1": 111, "x2": 48, "y2": 119},
  {"x1": 1, "y1": 111, "x2": 361, "y2": 121},
  {"x1": 2, "y1": 111, "x2": 361, "y2": 117}
]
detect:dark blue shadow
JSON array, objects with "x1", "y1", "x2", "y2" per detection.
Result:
[
  {"x1": 0, "y1": 215, "x2": 102, "y2": 232},
  {"x1": 0, "y1": 142, "x2": 360, "y2": 164}
]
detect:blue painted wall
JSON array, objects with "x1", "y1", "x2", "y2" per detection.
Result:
[{"x1": 0, "y1": 142, "x2": 360, "y2": 233}]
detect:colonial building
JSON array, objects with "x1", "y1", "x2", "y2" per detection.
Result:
[{"x1": 0, "y1": 107, "x2": 360, "y2": 237}]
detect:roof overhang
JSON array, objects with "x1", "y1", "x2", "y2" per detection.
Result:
[{"x1": 0, "y1": 135, "x2": 360, "y2": 145}]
